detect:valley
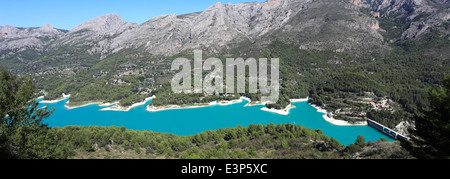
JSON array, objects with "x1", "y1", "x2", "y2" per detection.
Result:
[{"x1": 0, "y1": 0, "x2": 449, "y2": 159}]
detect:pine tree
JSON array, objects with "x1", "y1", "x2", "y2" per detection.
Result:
[
  {"x1": 0, "y1": 67, "x2": 55, "y2": 158},
  {"x1": 402, "y1": 75, "x2": 450, "y2": 159},
  {"x1": 355, "y1": 135, "x2": 366, "y2": 148}
]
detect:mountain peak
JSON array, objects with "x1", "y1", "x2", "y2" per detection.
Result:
[
  {"x1": 70, "y1": 13, "x2": 126, "y2": 34},
  {"x1": 205, "y1": 2, "x2": 224, "y2": 10},
  {"x1": 0, "y1": 25, "x2": 18, "y2": 37},
  {"x1": 38, "y1": 23, "x2": 55, "y2": 32}
]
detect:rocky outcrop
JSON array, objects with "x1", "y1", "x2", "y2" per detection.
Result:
[
  {"x1": 401, "y1": 10, "x2": 450, "y2": 39},
  {"x1": 353, "y1": 0, "x2": 450, "y2": 40},
  {"x1": 0, "y1": 24, "x2": 65, "y2": 56},
  {"x1": 0, "y1": 23, "x2": 64, "y2": 39},
  {"x1": 70, "y1": 14, "x2": 135, "y2": 35},
  {"x1": 264, "y1": 0, "x2": 388, "y2": 54}
]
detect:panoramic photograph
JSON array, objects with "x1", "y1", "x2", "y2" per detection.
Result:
[{"x1": 0, "y1": 0, "x2": 449, "y2": 166}]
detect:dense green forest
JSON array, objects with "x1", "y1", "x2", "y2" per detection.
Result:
[
  {"x1": 3, "y1": 124, "x2": 413, "y2": 159},
  {"x1": 29, "y1": 48, "x2": 171, "y2": 107},
  {"x1": 36, "y1": 69, "x2": 154, "y2": 107},
  {"x1": 402, "y1": 75, "x2": 450, "y2": 159}
]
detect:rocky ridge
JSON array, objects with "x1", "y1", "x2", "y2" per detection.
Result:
[
  {"x1": 354, "y1": 0, "x2": 450, "y2": 40},
  {"x1": 0, "y1": 0, "x2": 448, "y2": 66}
]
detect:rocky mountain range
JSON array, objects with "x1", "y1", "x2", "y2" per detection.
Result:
[
  {"x1": 0, "y1": 24, "x2": 66, "y2": 56},
  {"x1": 1, "y1": 0, "x2": 448, "y2": 66}
]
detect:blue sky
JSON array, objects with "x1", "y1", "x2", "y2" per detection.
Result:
[{"x1": 0, "y1": 0, "x2": 265, "y2": 30}]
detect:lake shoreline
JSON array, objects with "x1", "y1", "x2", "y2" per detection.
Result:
[
  {"x1": 39, "y1": 93, "x2": 71, "y2": 104},
  {"x1": 310, "y1": 104, "x2": 368, "y2": 126},
  {"x1": 40, "y1": 94, "x2": 367, "y2": 126},
  {"x1": 37, "y1": 95, "x2": 394, "y2": 145},
  {"x1": 260, "y1": 104, "x2": 296, "y2": 115},
  {"x1": 146, "y1": 96, "x2": 249, "y2": 112},
  {"x1": 257, "y1": 97, "x2": 309, "y2": 115},
  {"x1": 40, "y1": 93, "x2": 156, "y2": 111},
  {"x1": 100, "y1": 96, "x2": 156, "y2": 112}
]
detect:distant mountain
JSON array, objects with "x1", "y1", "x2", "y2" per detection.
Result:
[
  {"x1": 1, "y1": 0, "x2": 448, "y2": 64},
  {"x1": 0, "y1": 24, "x2": 65, "y2": 57}
]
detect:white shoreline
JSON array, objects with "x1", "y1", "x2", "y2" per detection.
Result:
[
  {"x1": 290, "y1": 97, "x2": 310, "y2": 102},
  {"x1": 58, "y1": 95, "x2": 156, "y2": 111},
  {"x1": 98, "y1": 102, "x2": 119, "y2": 107},
  {"x1": 39, "y1": 93, "x2": 71, "y2": 103},
  {"x1": 146, "y1": 96, "x2": 249, "y2": 112},
  {"x1": 65, "y1": 101, "x2": 102, "y2": 110},
  {"x1": 310, "y1": 104, "x2": 328, "y2": 114},
  {"x1": 100, "y1": 96, "x2": 156, "y2": 112},
  {"x1": 257, "y1": 97, "x2": 308, "y2": 115},
  {"x1": 260, "y1": 104, "x2": 296, "y2": 116},
  {"x1": 310, "y1": 104, "x2": 367, "y2": 126},
  {"x1": 146, "y1": 96, "x2": 306, "y2": 116}
]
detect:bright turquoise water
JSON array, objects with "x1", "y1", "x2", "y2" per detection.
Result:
[{"x1": 37, "y1": 98, "x2": 395, "y2": 145}]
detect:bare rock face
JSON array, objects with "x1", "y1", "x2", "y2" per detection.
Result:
[
  {"x1": 70, "y1": 14, "x2": 133, "y2": 35},
  {"x1": 401, "y1": 10, "x2": 450, "y2": 39},
  {"x1": 47, "y1": 14, "x2": 138, "y2": 59},
  {"x1": 355, "y1": 0, "x2": 450, "y2": 40},
  {"x1": 97, "y1": 0, "x2": 436, "y2": 57},
  {"x1": 0, "y1": 23, "x2": 63, "y2": 39},
  {"x1": 0, "y1": 24, "x2": 65, "y2": 55},
  {"x1": 1, "y1": 25, "x2": 21, "y2": 38},
  {"x1": 106, "y1": 0, "x2": 312, "y2": 56},
  {"x1": 107, "y1": 14, "x2": 191, "y2": 56},
  {"x1": 264, "y1": 0, "x2": 388, "y2": 54},
  {"x1": 34, "y1": 24, "x2": 63, "y2": 36}
]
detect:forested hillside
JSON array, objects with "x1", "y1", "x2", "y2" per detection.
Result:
[{"x1": 4, "y1": 124, "x2": 412, "y2": 159}]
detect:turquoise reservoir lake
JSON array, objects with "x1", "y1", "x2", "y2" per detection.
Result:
[{"x1": 37, "y1": 98, "x2": 395, "y2": 145}]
